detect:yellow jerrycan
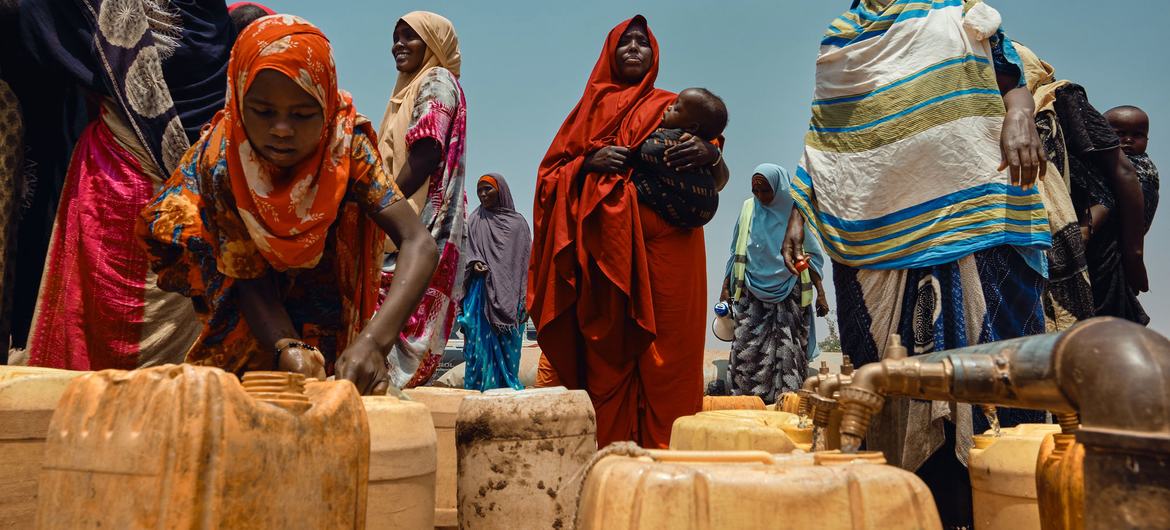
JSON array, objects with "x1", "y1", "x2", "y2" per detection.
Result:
[
  {"x1": 35, "y1": 366, "x2": 369, "y2": 529},
  {"x1": 456, "y1": 387, "x2": 596, "y2": 530},
  {"x1": 670, "y1": 409, "x2": 810, "y2": 453},
  {"x1": 702, "y1": 395, "x2": 765, "y2": 411},
  {"x1": 968, "y1": 424, "x2": 1062, "y2": 530},
  {"x1": 404, "y1": 386, "x2": 478, "y2": 528},
  {"x1": 362, "y1": 395, "x2": 438, "y2": 529},
  {"x1": 0, "y1": 366, "x2": 83, "y2": 528},
  {"x1": 577, "y1": 449, "x2": 941, "y2": 530},
  {"x1": 1036, "y1": 432, "x2": 1085, "y2": 530}
]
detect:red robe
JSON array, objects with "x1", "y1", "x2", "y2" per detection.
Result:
[{"x1": 528, "y1": 15, "x2": 705, "y2": 448}]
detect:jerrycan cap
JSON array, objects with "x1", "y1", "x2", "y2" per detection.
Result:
[{"x1": 242, "y1": 371, "x2": 312, "y2": 414}]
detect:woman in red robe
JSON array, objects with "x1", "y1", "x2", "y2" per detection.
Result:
[{"x1": 529, "y1": 15, "x2": 729, "y2": 448}]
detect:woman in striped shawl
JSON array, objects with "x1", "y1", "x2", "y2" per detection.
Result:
[{"x1": 782, "y1": 1, "x2": 1050, "y2": 527}]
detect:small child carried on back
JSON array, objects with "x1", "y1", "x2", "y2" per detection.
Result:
[
  {"x1": 632, "y1": 87, "x2": 728, "y2": 228},
  {"x1": 1105, "y1": 105, "x2": 1159, "y2": 233}
]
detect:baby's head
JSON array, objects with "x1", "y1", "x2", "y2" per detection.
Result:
[
  {"x1": 1105, "y1": 105, "x2": 1149, "y2": 156},
  {"x1": 661, "y1": 88, "x2": 728, "y2": 141}
]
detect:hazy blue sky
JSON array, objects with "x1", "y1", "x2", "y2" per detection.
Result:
[{"x1": 271, "y1": 0, "x2": 1169, "y2": 345}]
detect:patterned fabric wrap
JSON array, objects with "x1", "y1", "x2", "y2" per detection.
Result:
[
  {"x1": 729, "y1": 288, "x2": 810, "y2": 402},
  {"x1": 1044, "y1": 84, "x2": 1149, "y2": 326},
  {"x1": 631, "y1": 128, "x2": 719, "y2": 228},
  {"x1": 30, "y1": 116, "x2": 200, "y2": 370},
  {"x1": 457, "y1": 275, "x2": 524, "y2": 391},
  {"x1": 22, "y1": 0, "x2": 201, "y2": 174},
  {"x1": 137, "y1": 15, "x2": 399, "y2": 373},
  {"x1": 1013, "y1": 43, "x2": 1095, "y2": 331},
  {"x1": 795, "y1": 0, "x2": 1051, "y2": 270},
  {"x1": 1131, "y1": 153, "x2": 1160, "y2": 234},
  {"x1": 215, "y1": 15, "x2": 361, "y2": 276},
  {"x1": 378, "y1": 66, "x2": 469, "y2": 389}
]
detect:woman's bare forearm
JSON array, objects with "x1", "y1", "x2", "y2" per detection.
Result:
[
  {"x1": 362, "y1": 200, "x2": 439, "y2": 350},
  {"x1": 238, "y1": 273, "x2": 298, "y2": 350}
]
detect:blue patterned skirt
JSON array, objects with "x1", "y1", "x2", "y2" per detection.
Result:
[{"x1": 457, "y1": 276, "x2": 524, "y2": 391}]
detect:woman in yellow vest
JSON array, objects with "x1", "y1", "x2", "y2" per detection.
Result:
[{"x1": 719, "y1": 163, "x2": 828, "y2": 403}]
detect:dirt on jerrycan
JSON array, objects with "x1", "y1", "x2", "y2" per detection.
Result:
[
  {"x1": 0, "y1": 366, "x2": 83, "y2": 528},
  {"x1": 456, "y1": 387, "x2": 596, "y2": 530},
  {"x1": 1036, "y1": 433, "x2": 1086, "y2": 530},
  {"x1": 35, "y1": 366, "x2": 369, "y2": 529}
]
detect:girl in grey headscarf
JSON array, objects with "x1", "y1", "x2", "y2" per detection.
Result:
[{"x1": 458, "y1": 173, "x2": 531, "y2": 390}]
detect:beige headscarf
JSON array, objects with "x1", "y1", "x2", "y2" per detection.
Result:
[{"x1": 377, "y1": 11, "x2": 462, "y2": 212}]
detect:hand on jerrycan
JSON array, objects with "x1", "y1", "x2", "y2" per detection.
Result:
[{"x1": 278, "y1": 343, "x2": 328, "y2": 381}]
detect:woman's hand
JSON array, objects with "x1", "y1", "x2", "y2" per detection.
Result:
[
  {"x1": 276, "y1": 339, "x2": 327, "y2": 380},
  {"x1": 719, "y1": 276, "x2": 732, "y2": 303},
  {"x1": 335, "y1": 336, "x2": 390, "y2": 395},
  {"x1": 782, "y1": 205, "x2": 807, "y2": 275},
  {"x1": 471, "y1": 261, "x2": 488, "y2": 274},
  {"x1": 999, "y1": 86, "x2": 1047, "y2": 190},
  {"x1": 664, "y1": 133, "x2": 719, "y2": 172},
  {"x1": 815, "y1": 293, "x2": 831, "y2": 318},
  {"x1": 1124, "y1": 248, "x2": 1149, "y2": 294},
  {"x1": 583, "y1": 146, "x2": 632, "y2": 173}
]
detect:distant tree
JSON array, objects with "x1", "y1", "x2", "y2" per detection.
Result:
[{"x1": 818, "y1": 311, "x2": 842, "y2": 352}]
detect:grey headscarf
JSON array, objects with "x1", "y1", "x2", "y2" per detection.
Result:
[{"x1": 466, "y1": 173, "x2": 532, "y2": 330}]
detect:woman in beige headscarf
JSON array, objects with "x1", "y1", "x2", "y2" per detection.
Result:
[{"x1": 376, "y1": 11, "x2": 469, "y2": 389}]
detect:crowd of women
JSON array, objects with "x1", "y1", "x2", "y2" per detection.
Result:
[{"x1": 0, "y1": 1, "x2": 1159, "y2": 529}]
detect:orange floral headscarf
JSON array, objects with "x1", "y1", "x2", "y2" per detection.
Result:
[{"x1": 214, "y1": 15, "x2": 362, "y2": 275}]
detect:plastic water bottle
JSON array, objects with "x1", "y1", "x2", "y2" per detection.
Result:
[{"x1": 714, "y1": 301, "x2": 730, "y2": 317}]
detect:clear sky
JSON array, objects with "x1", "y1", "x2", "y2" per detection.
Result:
[{"x1": 270, "y1": 0, "x2": 1169, "y2": 346}]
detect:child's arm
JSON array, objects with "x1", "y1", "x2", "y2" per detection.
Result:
[
  {"x1": 1090, "y1": 147, "x2": 1148, "y2": 292},
  {"x1": 811, "y1": 270, "x2": 830, "y2": 317},
  {"x1": 238, "y1": 273, "x2": 326, "y2": 379},
  {"x1": 336, "y1": 199, "x2": 439, "y2": 394}
]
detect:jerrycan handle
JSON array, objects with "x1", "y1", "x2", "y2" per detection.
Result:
[{"x1": 644, "y1": 450, "x2": 775, "y2": 465}]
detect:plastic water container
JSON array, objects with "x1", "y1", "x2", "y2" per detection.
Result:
[
  {"x1": 772, "y1": 392, "x2": 802, "y2": 414},
  {"x1": 968, "y1": 424, "x2": 1062, "y2": 530},
  {"x1": 362, "y1": 395, "x2": 438, "y2": 529},
  {"x1": 0, "y1": 366, "x2": 83, "y2": 528},
  {"x1": 35, "y1": 366, "x2": 369, "y2": 529},
  {"x1": 577, "y1": 449, "x2": 941, "y2": 529},
  {"x1": 404, "y1": 387, "x2": 478, "y2": 527},
  {"x1": 456, "y1": 387, "x2": 596, "y2": 529},
  {"x1": 1036, "y1": 433, "x2": 1085, "y2": 530},
  {"x1": 701, "y1": 395, "x2": 766, "y2": 412},
  {"x1": 670, "y1": 410, "x2": 809, "y2": 453}
]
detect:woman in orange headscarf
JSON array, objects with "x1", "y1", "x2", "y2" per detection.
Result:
[
  {"x1": 138, "y1": 15, "x2": 438, "y2": 394},
  {"x1": 529, "y1": 15, "x2": 729, "y2": 448}
]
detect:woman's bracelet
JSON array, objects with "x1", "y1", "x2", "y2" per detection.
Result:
[
  {"x1": 709, "y1": 147, "x2": 723, "y2": 168},
  {"x1": 274, "y1": 339, "x2": 318, "y2": 368}
]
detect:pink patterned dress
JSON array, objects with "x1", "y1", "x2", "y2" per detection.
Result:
[{"x1": 379, "y1": 67, "x2": 468, "y2": 388}]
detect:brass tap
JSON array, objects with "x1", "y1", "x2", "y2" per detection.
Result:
[
  {"x1": 835, "y1": 318, "x2": 1170, "y2": 530},
  {"x1": 797, "y1": 361, "x2": 832, "y2": 416}
]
